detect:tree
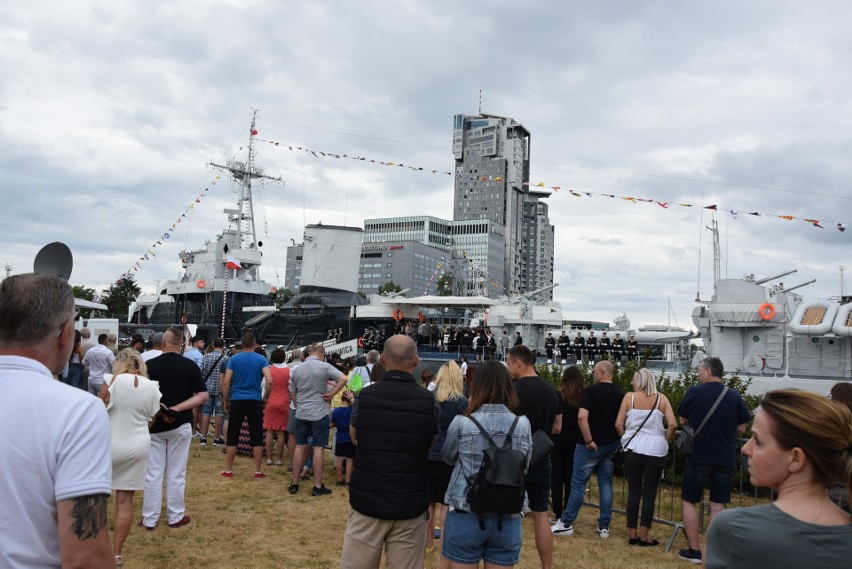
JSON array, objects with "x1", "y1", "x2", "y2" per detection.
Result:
[
  {"x1": 275, "y1": 288, "x2": 295, "y2": 307},
  {"x1": 378, "y1": 280, "x2": 402, "y2": 296},
  {"x1": 436, "y1": 275, "x2": 454, "y2": 296},
  {"x1": 71, "y1": 285, "x2": 96, "y2": 317},
  {"x1": 100, "y1": 276, "x2": 141, "y2": 320}
]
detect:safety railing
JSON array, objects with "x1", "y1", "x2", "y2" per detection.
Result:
[{"x1": 575, "y1": 437, "x2": 772, "y2": 553}]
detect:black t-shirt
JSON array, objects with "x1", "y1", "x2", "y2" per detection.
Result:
[
  {"x1": 551, "y1": 398, "x2": 581, "y2": 449},
  {"x1": 678, "y1": 381, "x2": 751, "y2": 468},
  {"x1": 579, "y1": 382, "x2": 624, "y2": 445},
  {"x1": 146, "y1": 352, "x2": 207, "y2": 433},
  {"x1": 514, "y1": 375, "x2": 560, "y2": 434}
]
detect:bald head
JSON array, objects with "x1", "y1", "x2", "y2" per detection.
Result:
[
  {"x1": 593, "y1": 360, "x2": 613, "y2": 383},
  {"x1": 381, "y1": 334, "x2": 418, "y2": 372}
]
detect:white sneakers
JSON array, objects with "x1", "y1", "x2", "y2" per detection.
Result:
[
  {"x1": 550, "y1": 520, "x2": 574, "y2": 536},
  {"x1": 550, "y1": 520, "x2": 609, "y2": 539}
]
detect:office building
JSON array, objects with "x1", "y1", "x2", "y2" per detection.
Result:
[{"x1": 452, "y1": 113, "x2": 554, "y2": 298}]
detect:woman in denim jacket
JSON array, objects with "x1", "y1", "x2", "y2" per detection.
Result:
[{"x1": 441, "y1": 361, "x2": 532, "y2": 568}]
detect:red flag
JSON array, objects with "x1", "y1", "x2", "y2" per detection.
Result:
[
  {"x1": 251, "y1": 129, "x2": 258, "y2": 136},
  {"x1": 226, "y1": 256, "x2": 242, "y2": 270}
]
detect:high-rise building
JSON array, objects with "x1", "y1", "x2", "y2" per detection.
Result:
[
  {"x1": 284, "y1": 113, "x2": 554, "y2": 299},
  {"x1": 452, "y1": 113, "x2": 554, "y2": 298}
]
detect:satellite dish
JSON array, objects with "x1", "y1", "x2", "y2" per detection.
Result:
[{"x1": 33, "y1": 242, "x2": 73, "y2": 280}]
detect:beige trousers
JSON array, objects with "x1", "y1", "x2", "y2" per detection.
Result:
[{"x1": 340, "y1": 508, "x2": 427, "y2": 569}]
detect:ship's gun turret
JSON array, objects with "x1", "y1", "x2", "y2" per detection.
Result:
[
  {"x1": 778, "y1": 280, "x2": 816, "y2": 294},
  {"x1": 522, "y1": 284, "x2": 558, "y2": 300},
  {"x1": 755, "y1": 269, "x2": 797, "y2": 285}
]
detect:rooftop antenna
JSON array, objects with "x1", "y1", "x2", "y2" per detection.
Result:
[
  {"x1": 478, "y1": 89, "x2": 482, "y2": 114},
  {"x1": 4, "y1": 262, "x2": 11, "y2": 279},
  {"x1": 841, "y1": 265, "x2": 847, "y2": 296}
]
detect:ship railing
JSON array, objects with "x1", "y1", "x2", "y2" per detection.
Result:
[{"x1": 571, "y1": 436, "x2": 775, "y2": 553}]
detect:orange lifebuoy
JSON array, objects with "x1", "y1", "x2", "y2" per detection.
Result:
[
  {"x1": 417, "y1": 311, "x2": 424, "y2": 322},
  {"x1": 392, "y1": 309, "x2": 404, "y2": 321},
  {"x1": 358, "y1": 337, "x2": 364, "y2": 348},
  {"x1": 196, "y1": 279, "x2": 206, "y2": 289},
  {"x1": 758, "y1": 302, "x2": 775, "y2": 321}
]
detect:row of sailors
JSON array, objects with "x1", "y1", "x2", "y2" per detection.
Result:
[{"x1": 544, "y1": 331, "x2": 639, "y2": 363}]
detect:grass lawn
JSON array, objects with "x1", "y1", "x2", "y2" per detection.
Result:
[{"x1": 116, "y1": 442, "x2": 701, "y2": 568}]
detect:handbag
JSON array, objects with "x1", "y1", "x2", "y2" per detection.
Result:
[
  {"x1": 676, "y1": 386, "x2": 728, "y2": 455},
  {"x1": 529, "y1": 429, "x2": 555, "y2": 467},
  {"x1": 614, "y1": 394, "x2": 659, "y2": 467}
]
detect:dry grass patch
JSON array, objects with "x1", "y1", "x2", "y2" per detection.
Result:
[{"x1": 115, "y1": 445, "x2": 695, "y2": 568}]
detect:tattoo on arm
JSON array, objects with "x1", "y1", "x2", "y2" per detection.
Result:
[{"x1": 68, "y1": 494, "x2": 109, "y2": 540}]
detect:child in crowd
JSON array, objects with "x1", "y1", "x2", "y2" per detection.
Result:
[
  {"x1": 331, "y1": 390, "x2": 356, "y2": 485},
  {"x1": 420, "y1": 368, "x2": 435, "y2": 390}
]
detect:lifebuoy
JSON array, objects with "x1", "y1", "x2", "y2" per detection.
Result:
[
  {"x1": 358, "y1": 337, "x2": 364, "y2": 348},
  {"x1": 417, "y1": 311, "x2": 424, "y2": 322},
  {"x1": 180, "y1": 314, "x2": 188, "y2": 324},
  {"x1": 758, "y1": 302, "x2": 775, "y2": 321},
  {"x1": 392, "y1": 309, "x2": 404, "y2": 321},
  {"x1": 196, "y1": 279, "x2": 206, "y2": 289}
]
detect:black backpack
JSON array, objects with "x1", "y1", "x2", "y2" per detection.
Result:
[{"x1": 465, "y1": 415, "x2": 526, "y2": 528}]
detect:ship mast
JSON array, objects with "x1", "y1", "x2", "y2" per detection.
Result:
[
  {"x1": 707, "y1": 217, "x2": 721, "y2": 287},
  {"x1": 208, "y1": 110, "x2": 283, "y2": 279}
]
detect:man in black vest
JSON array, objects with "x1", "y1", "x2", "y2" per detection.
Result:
[{"x1": 341, "y1": 335, "x2": 439, "y2": 569}]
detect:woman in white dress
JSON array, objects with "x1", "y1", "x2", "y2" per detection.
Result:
[{"x1": 99, "y1": 349, "x2": 161, "y2": 566}]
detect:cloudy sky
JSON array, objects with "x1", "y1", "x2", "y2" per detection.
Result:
[{"x1": 3, "y1": 1, "x2": 851, "y2": 329}]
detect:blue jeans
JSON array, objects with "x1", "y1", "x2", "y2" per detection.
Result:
[{"x1": 560, "y1": 440, "x2": 619, "y2": 529}]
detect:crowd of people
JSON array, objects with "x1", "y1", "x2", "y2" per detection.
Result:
[{"x1": 1, "y1": 272, "x2": 850, "y2": 569}]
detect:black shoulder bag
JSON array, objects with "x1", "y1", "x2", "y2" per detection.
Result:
[{"x1": 614, "y1": 394, "x2": 659, "y2": 467}]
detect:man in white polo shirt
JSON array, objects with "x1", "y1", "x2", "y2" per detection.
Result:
[{"x1": 0, "y1": 273, "x2": 113, "y2": 568}]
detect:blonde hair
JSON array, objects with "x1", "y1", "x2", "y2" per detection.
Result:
[
  {"x1": 633, "y1": 368, "x2": 658, "y2": 397},
  {"x1": 113, "y1": 349, "x2": 147, "y2": 377},
  {"x1": 759, "y1": 389, "x2": 852, "y2": 497},
  {"x1": 434, "y1": 361, "x2": 465, "y2": 403}
]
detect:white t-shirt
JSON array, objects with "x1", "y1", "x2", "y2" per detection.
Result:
[
  {"x1": 0, "y1": 356, "x2": 112, "y2": 568},
  {"x1": 141, "y1": 349, "x2": 163, "y2": 363},
  {"x1": 81, "y1": 344, "x2": 115, "y2": 385}
]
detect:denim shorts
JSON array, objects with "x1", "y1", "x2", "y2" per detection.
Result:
[
  {"x1": 202, "y1": 393, "x2": 224, "y2": 416},
  {"x1": 681, "y1": 461, "x2": 734, "y2": 504},
  {"x1": 441, "y1": 509, "x2": 521, "y2": 567},
  {"x1": 294, "y1": 415, "x2": 331, "y2": 447}
]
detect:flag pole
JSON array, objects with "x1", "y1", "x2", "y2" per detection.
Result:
[{"x1": 220, "y1": 268, "x2": 229, "y2": 338}]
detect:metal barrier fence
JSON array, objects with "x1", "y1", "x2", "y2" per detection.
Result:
[{"x1": 575, "y1": 437, "x2": 772, "y2": 552}]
